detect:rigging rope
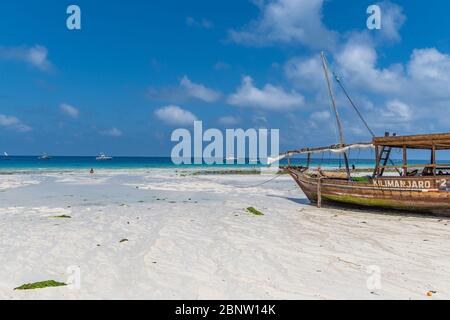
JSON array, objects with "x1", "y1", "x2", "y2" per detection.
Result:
[
  {"x1": 222, "y1": 172, "x2": 285, "y2": 189},
  {"x1": 331, "y1": 69, "x2": 404, "y2": 175},
  {"x1": 329, "y1": 67, "x2": 397, "y2": 174},
  {"x1": 332, "y1": 73, "x2": 376, "y2": 138}
]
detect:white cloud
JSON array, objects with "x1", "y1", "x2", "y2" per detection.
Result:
[
  {"x1": 228, "y1": 0, "x2": 404, "y2": 49},
  {"x1": 59, "y1": 103, "x2": 79, "y2": 118},
  {"x1": 284, "y1": 45, "x2": 442, "y2": 130},
  {"x1": 310, "y1": 110, "x2": 330, "y2": 122},
  {"x1": 408, "y1": 48, "x2": 450, "y2": 82},
  {"x1": 218, "y1": 115, "x2": 240, "y2": 126},
  {"x1": 285, "y1": 55, "x2": 325, "y2": 90},
  {"x1": 280, "y1": 2, "x2": 410, "y2": 97},
  {"x1": 180, "y1": 76, "x2": 221, "y2": 102},
  {"x1": 334, "y1": 34, "x2": 406, "y2": 95},
  {"x1": 186, "y1": 17, "x2": 213, "y2": 29},
  {"x1": 407, "y1": 48, "x2": 450, "y2": 99},
  {"x1": 227, "y1": 76, "x2": 304, "y2": 111},
  {"x1": 100, "y1": 127, "x2": 123, "y2": 137},
  {"x1": 252, "y1": 115, "x2": 269, "y2": 128},
  {"x1": 214, "y1": 61, "x2": 230, "y2": 71},
  {"x1": 154, "y1": 105, "x2": 198, "y2": 126},
  {"x1": 377, "y1": 1, "x2": 406, "y2": 42},
  {"x1": 222, "y1": 0, "x2": 450, "y2": 139},
  {"x1": 0, "y1": 45, "x2": 52, "y2": 71},
  {"x1": 229, "y1": 0, "x2": 337, "y2": 49},
  {"x1": 382, "y1": 100, "x2": 412, "y2": 122},
  {"x1": 148, "y1": 76, "x2": 221, "y2": 103},
  {"x1": 308, "y1": 110, "x2": 331, "y2": 129},
  {"x1": 332, "y1": 44, "x2": 450, "y2": 120},
  {"x1": 0, "y1": 114, "x2": 32, "y2": 132},
  {"x1": 307, "y1": 46, "x2": 450, "y2": 129}
]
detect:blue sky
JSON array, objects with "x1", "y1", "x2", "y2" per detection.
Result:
[{"x1": 1, "y1": 0, "x2": 450, "y2": 156}]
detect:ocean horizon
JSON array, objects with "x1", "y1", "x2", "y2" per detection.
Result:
[{"x1": 0, "y1": 155, "x2": 439, "y2": 171}]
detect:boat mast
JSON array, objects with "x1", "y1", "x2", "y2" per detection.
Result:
[{"x1": 320, "y1": 52, "x2": 351, "y2": 178}]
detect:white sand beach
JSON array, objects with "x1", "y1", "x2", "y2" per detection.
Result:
[{"x1": 0, "y1": 169, "x2": 449, "y2": 300}]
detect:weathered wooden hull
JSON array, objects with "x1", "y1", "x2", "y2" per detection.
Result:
[{"x1": 286, "y1": 167, "x2": 450, "y2": 216}]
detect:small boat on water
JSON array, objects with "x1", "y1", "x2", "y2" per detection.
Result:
[
  {"x1": 38, "y1": 153, "x2": 51, "y2": 160},
  {"x1": 96, "y1": 153, "x2": 113, "y2": 161},
  {"x1": 3, "y1": 152, "x2": 11, "y2": 160},
  {"x1": 278, "y1": 52, "x2": 450, "y2": 216}
]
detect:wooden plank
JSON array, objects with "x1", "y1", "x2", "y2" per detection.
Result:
[
  {"x1": 403, "y1": 145, "x2": 407, "y2": 176},
  {"x1": 432, "y1": 145, "x2": 436, "y2": 176},
  {"x1": 374, "y1": 145, "x2": 379, "y2": 177},
  {"x1": 317, "y1": 178, "x2": 322, "y2": 208},
  {"x1": 374, "y1": 143, "x2": 450, "y2": 150},
  {"x1": 374, "y1": 133, "x2": 450, "y2": 143},
  {"x1": 380, "y1": 163, "x2": 450, "y2": 169},
  {"x1": 374, "y1": 133, "x2": 450, "y2": 150}
]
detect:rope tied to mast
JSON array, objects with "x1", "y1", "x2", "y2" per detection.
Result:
[{"x1": 332, "y1": 73, "x2": 376, "y2": 138}]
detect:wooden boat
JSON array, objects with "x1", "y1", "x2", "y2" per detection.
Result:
[
  {"x1": 285, "y1": 133, "x2": 450, "y2": 215},
  {"x1": 279, "y1": 53, "x2": 450, "y2": 215}
]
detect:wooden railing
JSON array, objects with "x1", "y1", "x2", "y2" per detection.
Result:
[{"x1": 379, "y1": 164, "x2": 450, "y2": 169}]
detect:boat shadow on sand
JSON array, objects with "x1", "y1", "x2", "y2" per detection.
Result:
[
  {"x1": 267, "y1": 195, "x2": 310, "y2": 206},
  {"x1": 268, "y1": 194, "x2": 450, "y2": 220}
]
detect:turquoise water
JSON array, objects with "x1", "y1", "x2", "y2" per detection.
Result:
[
  {"x1": 0, "y1": 156, "x2": 374, "y2": 171},
  {"x1": 0, "y1": 156, "x2": 437, "y2": 171}
]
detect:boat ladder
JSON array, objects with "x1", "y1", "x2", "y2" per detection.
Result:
[
  {"x1": 374, "y1": 132, "x2": 402, "y2": 177},
  {"x1": 378, "y1": 146, "x2": 392, "y2": 176}
]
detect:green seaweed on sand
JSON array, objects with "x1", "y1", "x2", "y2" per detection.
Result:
[
  {"x1": 246, "y1": 207, "x2": 264, "y2": 216},
  {"x1": 119, "y1": 239, "x2": 129, "y2": 243},
  {"x1": 49, "y1": 215, "x2": 71, "y2": 219},
  {"x1": 14, "y1": 280, "x2": 66, "y2": 290}
]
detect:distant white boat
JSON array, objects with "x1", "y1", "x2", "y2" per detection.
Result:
[
  {"x1": 225, "y1": 155, "x2": 236, "y2": 161},
  {"x1": 38, "y1": 153, "x2": 51, "y2": 160},
  {"x1": 96, "y1": 153, "x2": 113, "y2": 161},
  {"x1": 3, "y1": 152, "x2": 10, "y2": 160}
]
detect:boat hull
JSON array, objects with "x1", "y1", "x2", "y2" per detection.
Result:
[{"x1": 286, "y1": 167, "x2": 450, "y2": 216}]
